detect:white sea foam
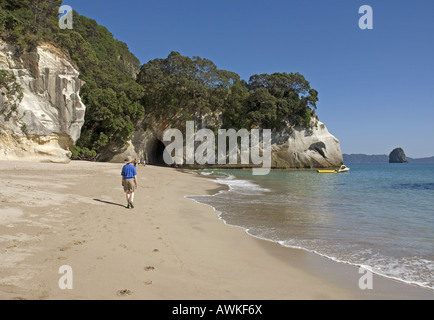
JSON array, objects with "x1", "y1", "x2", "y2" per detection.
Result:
[
  {"x1": 214, "y1": 177, "x2": 271, "y2": 195},
  {"x1": 273, "y1": 238, "x2": 434, "y2": 291},
  {"x1": 199, "y1": 171, "x2": 214, "y2": 176}
]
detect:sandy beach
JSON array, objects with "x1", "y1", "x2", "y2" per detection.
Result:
[{"x1": 0, "y1": 160, "x2": 433, "y2": 301}]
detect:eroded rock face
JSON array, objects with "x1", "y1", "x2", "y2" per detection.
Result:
[
  {"x1": 108, "y1": 117, "x2": 343, "y2": 169},
  {"x1": 389, "y1": 148, "x2": 408, "y2": 163},
  {"x1": 0, "y1": 41, "x2": 86, "y2": 163},
  {"x1": 271, "y1": 121, "x2": 343, "y2": 168}
]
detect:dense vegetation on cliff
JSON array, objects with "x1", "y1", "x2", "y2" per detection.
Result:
[
  {"x1": 55, "y1": 12, "x2": 144, "y2": 157},
  {"x1": 1, "y1": 0, "x2": 320, "y2": 160},
  {"x1": 0, "y1": 0, "x2": 61, "y2": 51},
  {"x1": 1, "y1": 0, "x2": 143, "y2": 159},
  {"x1": 0, "y1": 69, "x2": 23, "y2": 114},
  {"x1": 138, "y1": 52, "x2": 318, "y2": 131}
]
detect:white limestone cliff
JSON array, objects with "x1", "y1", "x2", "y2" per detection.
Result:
[
  {"x1": 0, "y1": 40, "x2": 85, "y2": 163},
  {"x1": 109, "y1": 117, "x2": 343, "y2": 169},
  {"x1": 271, "y1": 121, "x2": 343, "y2": 168},
  {"x1": 0, "y1": 38, "x2": 342, "y2": 168}
]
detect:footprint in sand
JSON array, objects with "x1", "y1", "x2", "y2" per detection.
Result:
[{"x1": 116, "y1": 289, "x2": 133, "y2": 296}]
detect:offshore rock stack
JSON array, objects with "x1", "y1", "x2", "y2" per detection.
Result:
[{"x1": 389, "y1": 148, "x2": 408, "y2": 163}]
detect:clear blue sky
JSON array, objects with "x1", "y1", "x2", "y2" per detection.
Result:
[{"x1": 65, "y1": 0, "x2": 434, "y2": 158}]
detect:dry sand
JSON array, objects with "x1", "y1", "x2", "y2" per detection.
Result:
[{"x1": 0, "y1": 160, "x2": 433, "y2": 300}]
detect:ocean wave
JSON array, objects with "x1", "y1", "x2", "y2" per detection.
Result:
[
  {"x1": 214, "y1": 177, "x2": 271, "y2": 195},
  {"x1": 199, "y1": 171, "x2": 214, "y2": 176},
  {"x1": 274, "y1": 238, "x2": 434, "y2": 291}
]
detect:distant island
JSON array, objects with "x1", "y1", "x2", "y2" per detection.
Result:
[
  {"x1": 389, "y1": 148, "x2": 408, "y2": 163},
  {"x1": 343, "y1": 154, "x2": 434, "y2": 163}
]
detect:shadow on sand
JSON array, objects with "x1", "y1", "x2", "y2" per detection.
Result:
[{"x1": 94, "y1": 199, "x2": 126, "y2": 208}]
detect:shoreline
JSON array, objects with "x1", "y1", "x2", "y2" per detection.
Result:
[
  {"x1": 186, "y1": 167, "x2": 434, "y2": 298},
  {"x1": 185, "y1": 173, "x2": 434, "y2": 299},
  {"x1": 0, "y1": 160, "x2": 432, "y2": 300}
]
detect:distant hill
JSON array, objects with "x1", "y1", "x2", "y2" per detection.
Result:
[
  {"x1": 408, "y1": 156, "x2": 434, "y2": 163},
  {"x1": 343, "y1": 154, "x2": 388, "y2": 163},
  {"x1": 343, "y1": 154, "x2": 434, "y2": 163}
]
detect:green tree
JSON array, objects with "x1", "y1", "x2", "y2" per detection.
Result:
[
  {"x1": 1, "y1": 2, "x2": 144, "y2": 159},
  {"x1": 1, "y1": 1, "x2": 321, "y2": 161},
  {"x1": 138, "y1": 51, "x2": 242, "y2": 129},
  {"x1": 0, "y1": 0, "x2": 62, "y2": 50},
  {"x1": 138, "y1": 53, "x2": 319, "y2": 131},
  {"x1": 246, "y1": 72, "x2": 318, "y2": 128},
  {"x1": 0, "y1": 69, "x2": 24, "y2": 114},
  {"x1": 52, "y1": 12, "x2": 144, "y2": 158}
]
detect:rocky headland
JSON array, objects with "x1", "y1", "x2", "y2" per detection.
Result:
[{"x1": 1, "y1": 41, "x2": 342, "y2": 168}]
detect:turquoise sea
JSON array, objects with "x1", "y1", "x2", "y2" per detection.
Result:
[{"x1": 189, "y1": 163, "x2": 434, "y2": 290}]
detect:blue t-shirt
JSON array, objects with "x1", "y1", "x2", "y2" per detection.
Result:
[{"x1": 121, "y1": 164, "x2": 137, "y2": 179}]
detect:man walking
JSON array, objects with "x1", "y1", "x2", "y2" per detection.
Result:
[{"x1": 121, "y1": 156, "x2": 138, "y2": 209}]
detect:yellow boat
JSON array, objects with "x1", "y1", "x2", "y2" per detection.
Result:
[{"x1": 318, "y1": 165, "x2": 350, "y2": 173}]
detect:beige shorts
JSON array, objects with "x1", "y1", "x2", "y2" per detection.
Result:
[{"x1": 123, "y1": 179, "x2": 135, "y2": 193}]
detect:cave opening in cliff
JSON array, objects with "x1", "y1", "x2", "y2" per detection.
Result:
[{"x1": 149, "y1": 139, "x2": 167, "y2": 166}]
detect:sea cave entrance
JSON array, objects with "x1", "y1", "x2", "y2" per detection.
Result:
[{"x1": 148, "y1": 139, "x2": 168, "y2": 166}]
